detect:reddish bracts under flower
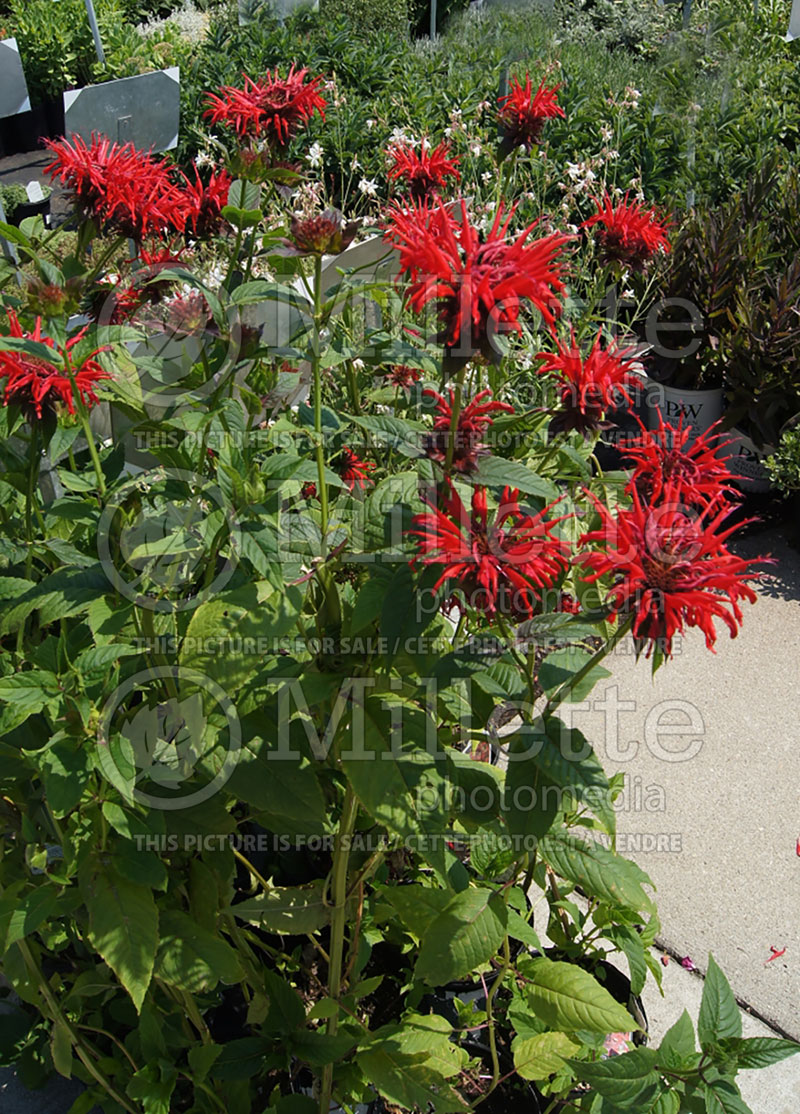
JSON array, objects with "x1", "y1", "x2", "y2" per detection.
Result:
[
  {"x1": 172, "y1": 167, "x2": 232, "y2": 239},
  {"x1": 577, "y1": 484, "x2": 763, "y2": 658},
  {"x1": 286, "y1": 208, "x2": 360, "y2": 255},
  {"x1": 536, "y1": 329, "x2": 641, "y2": 435},
  {"x1": 624, "y1": 414, "x2": 737, "y2": 507},
  {"x1": 582, "y1": 192, "x2": 670, "y2": 270},
  {"x1": 44, "y1": 133, "x2": 177, "y2": 242},
  {"x1": 0, "y1": 311, "x2": 110, "y2": 420},
  {"x1": 384, "y1": 199, "x2": 568, "y2": 364},
  {"x1": 498, "y1": 74, "x2": 565, "y2": 152},
  {"x1": 387, "y1": 139, "x2": 461, "y2": 202},
  {"x1": 203, "y1": 68, "x2": 326, "y2": 146},
  {"x1": 423, "y1": 387, "x2": 514, "y2": 473},
  {"x1": 409, "y1": 483, "x2": 569, "y2": 618},
  {"x1": 335, "y1": 446, "x2": 375, "y2": 492},
  {"x1": 383, "y1": 365, "x2": 421, "y2": 391}
]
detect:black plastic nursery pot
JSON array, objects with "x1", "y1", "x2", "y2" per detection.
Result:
[
  {"x1": 6, "y1": 197, "x2": 51, "y2": 226},
  {"x1": 459, "y1": 1037, "x2": 546, "y2": 1113}
]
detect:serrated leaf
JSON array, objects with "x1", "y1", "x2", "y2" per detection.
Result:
[
  {"x1": 472, "y1": 455, "x2": 558, "y2": 500},
  {"x1": 415, "y1": 888, "x2": 508, "y2": 985},
  {"x1": 0, "y1": 886, "x2": 59, "y2": 953},
  {"x1": 154, "y1": 910, "x2": 243, "y2": 993},
  {"x1": 512, "y1": 1031, "x2": 579, "y2": 1079},
  {"x1": 714, "y1": 1035, "x2": 800, "y2": 1070},
  {"x1": 82, "y1": 863, "x2": 158, "y2": 1012},
  {"x1": 231, "y1": 881, "x2": 330, "y2": 935},
  {"x1": 538, "y1": 647, "x2": 611, "y2": 702},
  {"x1": 567, "y1": 1047, "x2": 661, "y2": 1105},
  {"x1": 540, "y1": 831, "x2": 656, "y2": 915},
  {"x1": 698, "y1": 955, "x2": 741, "y2": 1047},
  {"x1": 702, "y1": 1079, "x2": 754, "y2": 1114},
  {"x1": 522, "y1": 957, "x2": 638, "y2": 1033}
]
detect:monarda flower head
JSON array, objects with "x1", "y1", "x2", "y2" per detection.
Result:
[
  {"x1": 624, "y1": 414, "x2": 738, "y2": 508},
  {"x1": 334, "y1": 446, "x2": 375, "y2": 492},
  {"x1": 203, "y1": 68, "x2": 326, "y2": 146},
  {"x1": 409, "y1": 483, "x2": 569, "y2": 619},
  {"x1": 498, "y1": 74, "x2": 565, "y2": 154},
  {"x1": 582, "y1": 192, "x2": 670, "y2": 271},
  {"x1": 387, "y1": 139, "x2": 461, "y2": 202},
  {"x1": 423, "y1": 388, "x2": 514, "y2": 474},
  {"x1": 536, "y1": 329, "x2": 641, "y2": 435},
  {"x1": 0, "y1": 312, "x2": 110, "y2": 421},
  {"x1": 577, "y1": 483, "x2": 764, "y2": 659},
  {"x1": 171, "y1": 167, "x2": 232, "y2": 239},
  {"x1": 384, "y1": 199, "x2": 569, "y2": 366},
  {"x1": 286, "y1": 209, "x2": 360, "y2": 256},
  {"x1": 44, "y1": 133, "x2": 177, "y2": 243}
]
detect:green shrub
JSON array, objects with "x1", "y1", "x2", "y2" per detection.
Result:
[
  {"x1": 320, "y1": 0, "x2": 409, "y2": 36},
  {"x1": 767, "y1": 425, "x2": 800, "y2": 494}
]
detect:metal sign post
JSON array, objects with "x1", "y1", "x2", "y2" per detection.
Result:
[
  {"x1": 430, "y1": 0, "x2": 437, "y2": 39},
  {"x1": 83, "y1": 0, "x2": 106, "y2": 64}
]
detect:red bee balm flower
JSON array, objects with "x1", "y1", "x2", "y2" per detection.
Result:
[
  {"x1": 577, "y1": 484, "x2": 763, "y2": 658},
  {"x1": 387, "y1": 140, "x2": 461, "y2": 202},
  {"x1": 409, "y1": 484, "x2": 569, "y2": 618},
  {"x1": 537, "y1": 329, "x2": 641, "y2": 435},
  {"x1": 384, "y1": 199, "x2": 568, "y2": 364},
  {"x1": 335, "y1": 447, "x2": 375, "y2": 492},
  {"x1": 44, "y1": 133, "x2": 177, "y2": 242},
  {"x1": 583, "y1": 192, "x2": 670, "y2": 270},
  {"x1": 498, "y1": 75, "x2": 565, "y2": 152},
  {"x1": 203, "y1": 69, "x2": 326, "y2": 146},
  {"x1": 384, "y1": 365, "x2": 421, "y2": 391},
  {"x1": 625, "y1": 414, "x2": 737, "y2": 507},
  {"x1": 423, "y1": 388, "x2": 514, "y2": 473},
  {"x1": 172, "y1": 167, "x2": 232, "y2": 239},
  {"x1": 0, "y1": 312, "x2": 110, "y2": 420}
]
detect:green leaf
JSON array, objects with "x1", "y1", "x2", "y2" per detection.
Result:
[
  {"x1": 225, "y1": 735, "x2": 327, "y2": 837},
  {"x1": 36, "y1": 739, "x2": 89, "y2": 817},
  {"x1": 262, "y1": 969, "x2": 305, "y2": 1034},
  {"x1": 567, "y1": 1048, "x2": 661, "y2": 1106},
  {"x1": 521, "y1": 957, "x2": 639, "y2": 1033},
  {"x1": 714, "y1": 1036, "x2": 800, "y2": 1070},
  {"x1": 605, "y1": 924, "x2": 648, "y2": 997},
  {"x1": 658, "y1": 1009, "x2": 696, "y2": 1066},
  {"x1": 698, "y1": 955, "x2": 742, "y2": 1047},
  {"x1": 342, "y1": 698, "x2": 454, "y2": 881},
  {"x1": 0, "y1": 886, "x2": 59, "y2": 953},
  {"x1": 540, "y1": 830, "x2": 656, "y2": 915},
  {"x1": 415, "y1": 888, "x2": 508, "y2": 986},
  {"x1": 357, "y1": 1016, "x2": 468, "y2": 1113},
  {"x1": 0, "y1": 670, "x2": 61, "y2": 726},
  {"x1": 50, "y1": 1019, "x2": 73, "y2": 1079},
  {"x1": 126, "y1": 1063, "x2": 177, "y2": 1114},
  {"x1": 472, "y1": 456, "x2": 559, "y2": 500},
  {"x1": 383, "y1": 885, "x2": 451, "y2": 938},
  {"x1": 231, "y1": 882, "x2": 330, "y2": 935},
  {"x1": 154, "y1": 910, "x2": 243, "y2": 993},
  {"x1": 82, "y1": 862, "x2": 158, "y2": 1012},
  {"x1": 210, "y1": 1037, "x2": 268, "y2": 1080},
  {"x1": 512, "y1": 1031, "x2": 580, "y2": 1079},
  {"x1": 180, "y1": 581, "x2": 304, "y2": 690},
  {"x1": 702, "y1": 1079, "x2": 754, "y2": 1114},
  {"x1": 538, "y1": 647, "x2": 611, "y2": 702}
]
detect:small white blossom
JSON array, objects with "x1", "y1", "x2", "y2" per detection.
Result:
[
  {"x1": 366, "y1": 118, "x2": 376, "y2": 131},
  {"x1": 358, "y1": 177, "x2": 378, "y2": 197},
  {"x1": 306, "y1": 142, "x2": 323, "y2": 169},
  {"x1": 600, "y1": 124, "x2": 614, "y2": 142},
  {"x1": 566, "y1": 162, "x2": 582, "y2": 181},
  {"x1": 469, "y1": 142, "x2": 482, "y2": 157}
]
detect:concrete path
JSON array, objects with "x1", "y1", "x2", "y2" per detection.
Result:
[{"x1": 574, "y1": 521, "x2": 800, "y2": 1041}]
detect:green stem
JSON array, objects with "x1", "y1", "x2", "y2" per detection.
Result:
[
  {"x1": 443, "y1": 365, "x2": 467, "y2": 476},
  {"x1": 319, "y1": 787, "x2": 359, "y2": 1114},
  {"x1": 24, "y1": 424, "x2": 39, "y2": 578},
  {"x1": 17, "y1": 939, "x2": 140, "y2": 1114},
  {"x1": 311, "y1": 254, "x2": 329, "y2": 548},
  {"x1": 73, "y1": 393, "x2": 106, "y2": 497},
  {"x1": 544, "y1": 614, "x2": 634, "y2": 716}
]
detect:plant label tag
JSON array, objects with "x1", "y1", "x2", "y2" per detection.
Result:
[{"x1": 26, "y1": 181, "x2": 45, "y2": 203}]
